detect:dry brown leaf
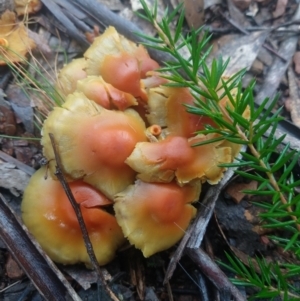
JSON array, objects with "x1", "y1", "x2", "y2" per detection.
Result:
[
  {"x1": 273, "y1": 0, "x2": 288, "y2": 18},
  {"x1": 288, "y1": 67, "x2": 300, "y2": 128},
  {"x1": 231, "y1": 0, "x2": 251, "y2": 11},
  {"x1": 209, "y1": 32, "x2": 267, "y2": 75},
  {"x1": 250, "y1": 59, "x2": 264, "y2": 75},
  {"x1": 5, "y1": 253, "x2": 25, "y2": 279},
  {"x1": 0, "y1": 162, "x2": 30, "y2": 196},
  {"x1": 293, "y1": 51, "x2": 300, "y2": 74},
  {"x1": 0, "y1": 10, "x2": 35, "y2": 65},
  {"x1": 27, "y1": 29, "x2": 51, "y2": 56},
  {"x1": 225, "y1": 181, "x2": 258, "y2": 204},
  {"x1": 183, "y1": 0, "x2": 204, "y2": 29}
]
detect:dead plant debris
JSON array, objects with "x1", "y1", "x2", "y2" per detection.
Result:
[{"x1": 0, "y1": 1, "x2": 300, "y2": 301}]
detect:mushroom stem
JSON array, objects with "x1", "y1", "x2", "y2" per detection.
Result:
[
  {"x1": 148, "y1": 124, "x2": 162, "y2": 136},
  {"x1": 145, "y1": 124, "x2": 162, "y2": 142}
]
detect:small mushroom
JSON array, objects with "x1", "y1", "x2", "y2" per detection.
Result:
[
  {"x1": 145, "y1": 124, "x2": 162, "y2": 141},
  {"x1": 21, "y1": 167, "x2": 125, "y2": 266},
  {"x1": 42, "y1": 92, "x2": 147, "y2": 199},
  {"x1": 126, "y1": 134, "x2": 232, "y2": 185},
  {"x1": 84, "y1": 26, "x2": 159, "y2": 77},
  {"x1": 114, "y1": 180, "x2": 200, "y2": 257},
  {"x1": 100, "y1": 51, "x2": 156, "y2": 102},
  {"x1": 84, "y1": 26, "x2": 159, "y2": 102}
]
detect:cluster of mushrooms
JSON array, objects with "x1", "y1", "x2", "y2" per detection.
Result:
[{"x1": 21, "y1": 27, "x2": 241, "y2": 267}]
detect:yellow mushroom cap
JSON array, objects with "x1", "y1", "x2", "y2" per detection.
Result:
[
  {"x1": 42, "y1": 92, "x2": 147, "y2": 199},
  {"x1": 114, "y1": 180, "x2": 200, "y2": 257},
  {"x1": 55, "y1": 58, "x2": 87, "y2": 97},
  {"x1": 84, "y1": 26, "x2": 135, "y2": 76},
  {"x1": 126, "y1": 135, "x2": 232, "y2": 185},
  {"x1": 21, "y1": 167, "x2": 125, "y2": 266}
]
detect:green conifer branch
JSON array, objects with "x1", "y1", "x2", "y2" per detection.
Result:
[
  {"x1": 138, "y1": 0, "x2": 300, "y2": 246},
  {"x1": 138, "y1": 0, "x2": 300, "y2": 298}
]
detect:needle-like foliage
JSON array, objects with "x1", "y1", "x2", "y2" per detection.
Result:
[
  {"x1": 2, "y1": 1, "x2": 300, "y2": 298},
  {"x1": 219, "y1": 253, "x2": 300, "y2": 300},
  {"x1": 138, "y1": 0, "x2": 300, "y2": 298}
]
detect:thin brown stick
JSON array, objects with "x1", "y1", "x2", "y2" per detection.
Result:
[
  {"x1": 219, "y1": 11, "x2": 250, "y2": 35},
  {"x1": 186, "y1": 248, "x2": 246, "y2": 301},
  {"x1": 262, "y1": 43, "x2": 287, "y2": 62},
  {"x1": 164, "y1": 150, "x2": 244, "y2": 283},
  {"x1": 49, "y1": 133, "x2": 119, "y2": 301},
  {"x1": 0, "y1": 193, "x2": 81, "y2": 301}
]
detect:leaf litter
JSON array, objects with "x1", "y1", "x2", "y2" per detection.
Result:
[{"x1": 1, "y1": 0, "x2": 300, "y2": 300}]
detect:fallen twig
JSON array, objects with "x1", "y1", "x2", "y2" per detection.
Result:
[
  {"x1": 164, "y1": 163, "x2": 238, "y2": 283},
  {"x1": 194, "y1": 271, "x2": 210, "y2": 301},
  {"x1": 164, "y1": 146, "x2": 246, "y2": 283},
  {"x1": 0, "y1": 150, "x2": 35, "y2": 176},
  {"x1": 186, "y1": 248, "x2": 246, "y2": 301},
  {"x1": 40, "y1": 0, "x2": 88, "y2": 47},
  {"x1": 219, "y1": 10, "x2": 250, "y2": 35},
  {"x1": 49, "y1": 133, "x2": 119, "y2": 301},
  {"x1": 0, "y1": 193, "x2": 81, "y2": 301},
  {"x1": 69, "y1": 0, "x2": 175, "y2": 65}
]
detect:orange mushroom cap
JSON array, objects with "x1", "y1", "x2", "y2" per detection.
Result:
[
  {"x1": 21, "y1": 167, "x2": 125, "y2": 266},
  {"x1": 126, "y1": 134, "x2": 232, "y2": 185},
  {"x1": 100, "y1": 51, "x2": 146, "y2": 101},
  {"x1": 114, "y1": 180, "x2": 200, "y2": 257},
  {"x1": 41, "y1": 92, "x2": 147, "y2": 199},
  {"x1": 133, "y1": 46, "x2": 160, "y2": 78},
  {"x1": 100, "y1": 50, "x2": 158, "y2": 102},
  {"x1": 147, "y1": 86, "x2": 217, "y2": 138},
  {"x1": 84, "y1": 26, "x2": 156, "y2": 76},
  {"x1": 76, "y1": 76, "x2": 138, "y2": 110},
  {"x1": 84, "y1": 26, "x2": 159, "y2": 102}
]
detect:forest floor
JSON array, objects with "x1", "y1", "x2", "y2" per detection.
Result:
[{"x1": 0, "y1": 0, "x2": 300, "y2": 300}]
